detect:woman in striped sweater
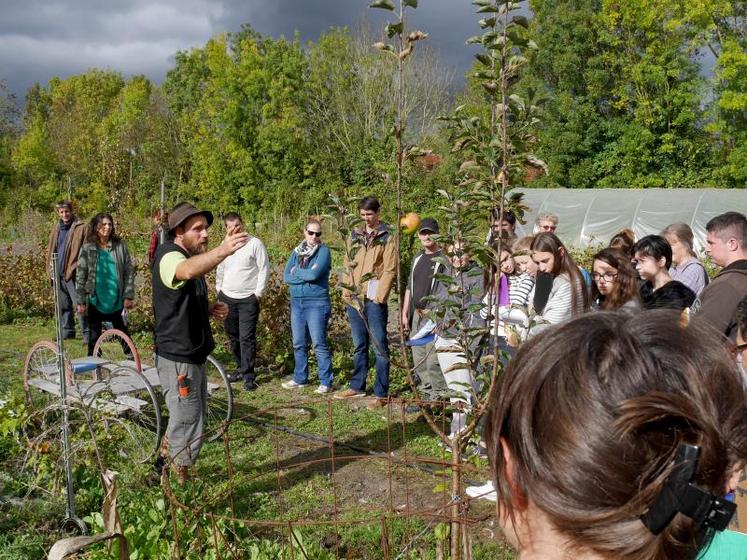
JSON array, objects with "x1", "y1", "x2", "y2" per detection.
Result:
[{"x1": 529, "y1": 233, "x2": 590, "y2": 333}]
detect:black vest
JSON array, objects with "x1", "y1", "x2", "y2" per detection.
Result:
[{"x1": 152, "y1": 242, "x2": 215, "y2": 364}]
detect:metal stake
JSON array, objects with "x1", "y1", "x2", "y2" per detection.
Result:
[
  {"x1": 52, "y1": 253, "x2": 87, "y2": 535},
  {"x1": 159, "y1": 176, "x2": 167, "y2": 244}
]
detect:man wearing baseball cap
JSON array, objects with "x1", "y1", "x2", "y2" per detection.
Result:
[
  {"x1": 152, "y1": 202, "x2": 248, "y2": 481},
  {"x1": 401, "y1": 218, "x2": 446, "y2": 411}
]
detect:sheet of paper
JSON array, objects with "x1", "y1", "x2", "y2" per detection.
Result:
[{"x1": 366, "y1": 278, "x2": 379, "y2": 300}]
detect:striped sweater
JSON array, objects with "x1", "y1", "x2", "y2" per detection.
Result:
[
  {"x1": 530, "y1": 274, "x2": 586, "y2": 335},
  {"x1": 482, "y1": 272, "x2": 536, "y2": 336}
]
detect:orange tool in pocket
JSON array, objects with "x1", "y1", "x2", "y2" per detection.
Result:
[{"x1": 177, "y1": 373, "x2": 189, "y2": 397}]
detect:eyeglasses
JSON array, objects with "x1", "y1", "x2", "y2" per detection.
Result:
[
  {"x1": 306, "y1": 230, "x2": 322, "y2": 237},
  {"x1": 540, "y1": 225, "x2": 557, "y2": 232},
  {"x1": 730, "y1": 341, "x2": 747, "y2": 358},
  {"x1": 592, "y1": 272, "x2": 618, "y2": 282}
]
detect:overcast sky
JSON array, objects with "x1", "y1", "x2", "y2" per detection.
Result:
[{"x1": 0, "y1": 0, "x2": 494, "y2": 102}]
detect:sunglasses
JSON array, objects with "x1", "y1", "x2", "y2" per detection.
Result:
[{"x1": 306, "y1": 230, "x2": 322, "y2": 237}]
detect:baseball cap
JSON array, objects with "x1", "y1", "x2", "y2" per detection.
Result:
[{"x1": 418, "y1": 218, "x2": 439, "y2": 234}]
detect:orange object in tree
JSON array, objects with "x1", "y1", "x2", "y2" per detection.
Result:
[{"x1": 400, "y1": 212, "x2": 421, "y2": 234}]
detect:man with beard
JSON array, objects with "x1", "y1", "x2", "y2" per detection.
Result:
[
  {"x1": 152, "y1": 202, "x2": 248, "y2": 481},
  {"x1": 46, "y1": 200, "x2": 90, "y2": 343}
]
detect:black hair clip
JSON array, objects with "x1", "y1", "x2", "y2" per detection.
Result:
[{"x1": 641, "y1": 443, "x2": 736, "y2": 535}]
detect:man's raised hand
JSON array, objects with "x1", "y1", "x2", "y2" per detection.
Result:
[{"x1": 222, "y1": 224, "x2": 249, "y2": 256}]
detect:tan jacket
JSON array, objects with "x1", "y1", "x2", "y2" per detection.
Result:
[
  {"x1": 46, "y1": 218, "x2": 88, "y2": 282},
  {"x1": 342, "y1": 223, "x2": 397, "y2": 304}
]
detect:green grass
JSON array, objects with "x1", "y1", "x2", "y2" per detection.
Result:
[{"x1": 0, "y1": 319, "x2": 513, "y2": 559}]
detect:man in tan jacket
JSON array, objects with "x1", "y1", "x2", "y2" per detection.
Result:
[
  {"x1": 335, "y1": 196, "x2": 397, "y2": 405},
  {"x1": 46, "y1": 200, "x2": 90, "y2": 342}
]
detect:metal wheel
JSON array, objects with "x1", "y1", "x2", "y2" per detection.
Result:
[
  {"x1": 23, "y1": 340, "x2": 73, "y2": 408},
  {"x1": 85, "y1": 366, "x2": 161, "y2": 464},
  {"x1": 205, "y1": 355, "x2": 233, "y2": 441},
  {"x1": 92, "y1": 328, "x2": 141, "y2": 374}
]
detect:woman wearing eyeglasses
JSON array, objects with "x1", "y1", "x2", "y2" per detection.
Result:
[
  {"x1": 282, "y1": 218, "x2": 334, "y2": 394},
  {"x1": 591, "y1": 248, "x2": 642, "y2": 313},
  {"x1": 75, "y1": 213, "x2": 135, "y2": 356}
]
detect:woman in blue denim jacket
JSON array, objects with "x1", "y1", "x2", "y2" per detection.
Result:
[{"x1": 281, "y1": 218, "x2": 333, "y2": 393}]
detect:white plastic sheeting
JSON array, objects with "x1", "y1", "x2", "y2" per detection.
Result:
[{"x1": 513, "y1": 189, "x2": 747, "y2": 252}]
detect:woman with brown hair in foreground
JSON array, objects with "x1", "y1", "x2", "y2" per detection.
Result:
[{"x1": 485, "y1": 310, "x2": 747, "y2": 559}]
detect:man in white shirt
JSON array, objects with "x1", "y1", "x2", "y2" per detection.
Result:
[{"x1": 216, "y1": 212, "x2": 270, "y2": 391}]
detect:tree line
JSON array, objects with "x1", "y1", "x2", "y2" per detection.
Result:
[{"x1": 0, "y1": 1, "x2": 744, "y2": 226}]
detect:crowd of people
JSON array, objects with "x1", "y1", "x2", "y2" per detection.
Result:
[{"x1": 46, "y1": 197, "x2": 747, "y2": 556}]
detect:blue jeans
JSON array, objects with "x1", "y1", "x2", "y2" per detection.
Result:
[
  {"x1": 291, "y1": 298, "x2": 333, "y2": 387},
  {"x1": 346, "y1": 302, "x2": 389, "y2": 397}
]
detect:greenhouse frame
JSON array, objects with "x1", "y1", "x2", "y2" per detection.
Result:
[{"x1": 513, "y1": 188, "x2": 747, "y2": 253}]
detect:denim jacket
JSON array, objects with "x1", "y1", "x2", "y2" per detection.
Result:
[{"x1": 283, "y1": 244, "x2": 331, "y2": 299}]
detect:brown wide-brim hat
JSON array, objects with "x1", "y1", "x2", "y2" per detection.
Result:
[{"x1": 168, "y1": 203, "x2": 214, "y2": 233}]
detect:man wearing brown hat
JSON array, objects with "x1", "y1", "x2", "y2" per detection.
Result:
[{"x1": 152, "y1": 202, "x2": 248, "y2": 480}]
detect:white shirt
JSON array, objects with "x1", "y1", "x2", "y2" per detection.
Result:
[{"x1": 216, "y1": 236, "x2": 270, "y2": 299}]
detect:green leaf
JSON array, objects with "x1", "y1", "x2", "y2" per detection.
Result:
[
  {"x1": 385, "y1": 21, "x2": 404, "y2": 38},
  {"x1": 511, "y1": 15, "x2": 529, "y2": 28},
  {"x1": 369, "y1": 0, "x2": 395, "y2": 10},
  {"x1": 465, "y1": 35, "x2": 482, "y2": 45},
  {"x1": 373, "y1": 42, "x2": 397, "y2": 55},
  {"x1": 479, "y1": 17, "x2": 497, "y2": 28},
  {"x1": 472, "y1": 0, "x2": 492, "y2": 6},
  {"x1": 476, "y1": 5, "x2": 499, "y2": 13},
  {"x1": 434, "y1": 522, "x2": 451, "y2": 541},
  {"x1": 403, "y1": 0, "x2": 418, "y2": 7},
  {"x1": 474, "y1": 53, "x2": 493, "y2": 67}
]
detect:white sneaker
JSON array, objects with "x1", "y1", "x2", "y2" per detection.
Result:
[
  {"x1": 315, "y1": 385, "x2": 332, "y2": 394},
  {"x1": 281, "y1": 380, "x2": 307, "y2": 389},
  {"x1": 465, "y1": 480, "x2": 497, "y2": 502}
]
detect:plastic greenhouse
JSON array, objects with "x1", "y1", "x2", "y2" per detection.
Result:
[{"x1": 513, "y1": 189, "x2": 747, "y2": 253}]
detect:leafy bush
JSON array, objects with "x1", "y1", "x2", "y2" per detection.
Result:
[{"x1": 0, "y1": 244, "x2": 54, "y2": 321}]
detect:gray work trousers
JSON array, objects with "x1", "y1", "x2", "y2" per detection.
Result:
[
  {"x1": 411, "y1": 312, "x2": 446, "y2": 400},
  {"x1": 156, "y1": 355, "x2": 207, "y2": 467},
  {"x1": 58, "y1": 277, "x2": 90, "y2": 342}
]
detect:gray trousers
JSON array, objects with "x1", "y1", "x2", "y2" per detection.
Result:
[
  {"x1": 58, "y1": 277, "x2": 90, "y2": 342},
  {"x1": 156, "y1": 355, "x2": 207, "y2": 467},
  {"x1": 411, "y1": 312, "x2": 446, "y2": 400}
]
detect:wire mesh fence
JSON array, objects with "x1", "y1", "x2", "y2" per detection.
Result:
[{"x1": 157, "y1": 395, "x2": 511, "y2": 560}]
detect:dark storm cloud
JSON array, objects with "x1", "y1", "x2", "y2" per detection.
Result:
[
  {"x1": 0, "y1": 0, "x2": 500, "y2": 100},
  {"x1": 216, "y1": 0, "x2": 483, "y2": 80}
]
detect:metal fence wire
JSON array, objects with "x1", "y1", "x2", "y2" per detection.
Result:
[{"x1": 158, "y1": 395, "x2": 510, "y2": 560}]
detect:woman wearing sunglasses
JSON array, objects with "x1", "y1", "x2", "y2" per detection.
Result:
[
  {"x1": 282, "y1": 218, "x2": 333, "y2": 394},
  {"x1": 591, "y1": 247, "x2": 642, "y2": 313}
]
